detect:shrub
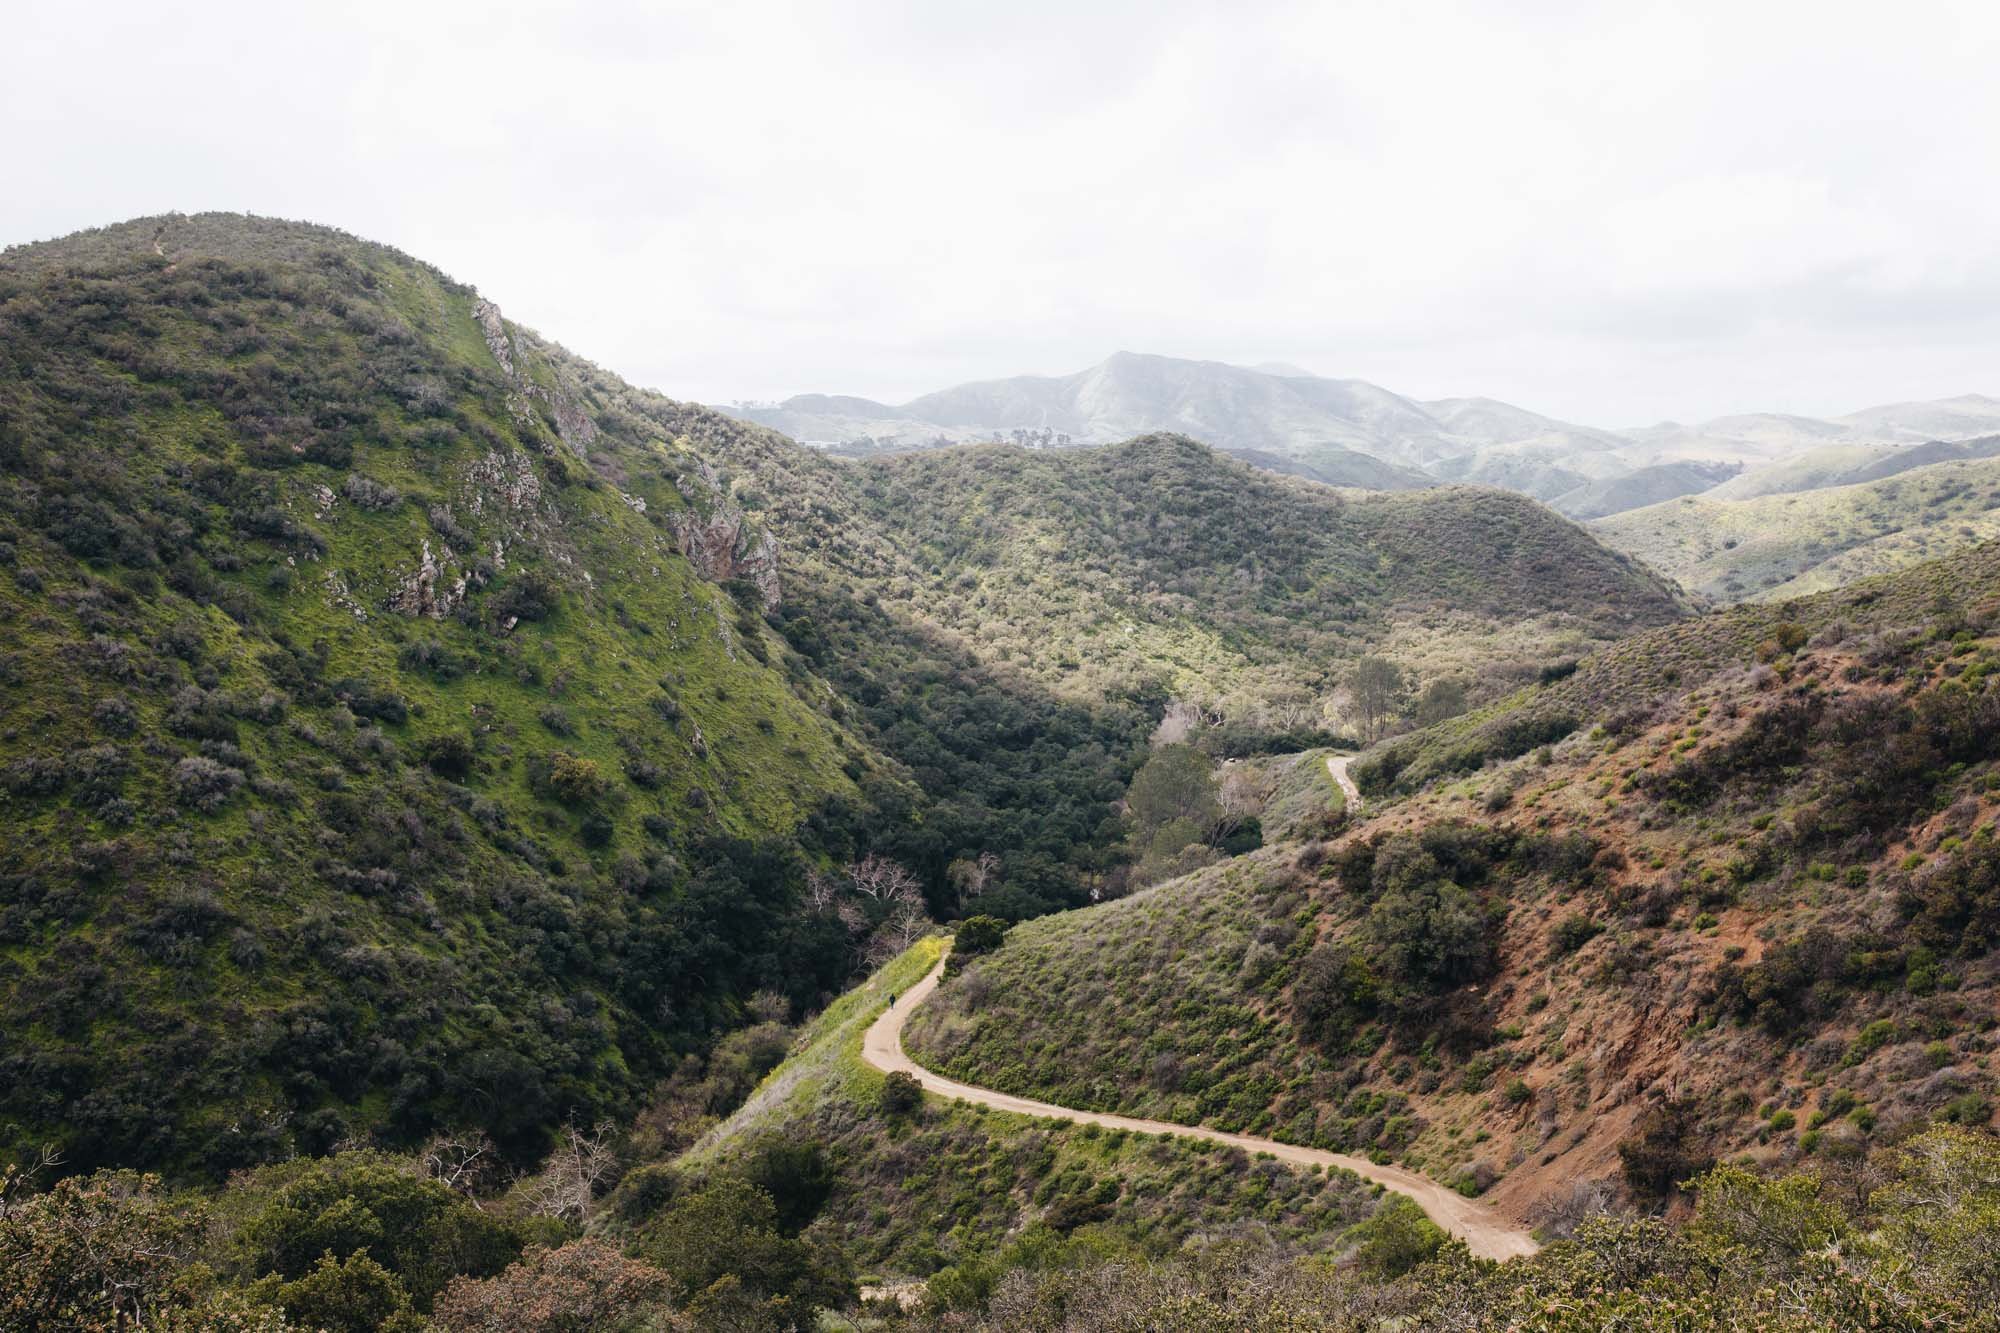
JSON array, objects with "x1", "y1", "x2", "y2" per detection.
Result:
[
  {"x1": 397, "y1": 639, "x2": 466, "y2": 681},
  {"x1": 420, "y1": 733, "x2": 476, "y2": 781},
  {"x1": 172, "y1": 754, "x2": 245, "y2": 811},
  {"x1": 1550, "y1": 914, "x2": 1602, "y2": 955},
  {"x1": 1341, "y1": 1195, "x2": 1446, "y2": 1278},
  {"x1": 490, "y1": 570, "x2": 559, "y2": 625},
  {"x1": 341, "y1": 473, "x2": 402, "y2": 512},
  {"x1": 878, "y1": 1071, "x2": 923, "y2": 1116},
  {"x1": 1618, "y1": 1101, "x2": 1712, "y2": 1199},
  {"x1": 954, "y1": 914, "x2": 1010, "y2": 959},
  {"x1": 431, "y1": 1239, "x2": 676, "y2": 1333},
  {"x1": 540, "y1": 753, "x2": 608, "y2": 806},
  {"x1": 0, "y1": 1170, "x2": 209, "y2": 1330}
]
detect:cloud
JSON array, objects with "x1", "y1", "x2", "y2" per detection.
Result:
[{"x1": 6, "y1": 0, "x2": 1999, "y2": 424}]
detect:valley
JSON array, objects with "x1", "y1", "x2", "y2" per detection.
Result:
[{"x1": 3, "y1": 213, "x2": 1998, "y2": 1332}]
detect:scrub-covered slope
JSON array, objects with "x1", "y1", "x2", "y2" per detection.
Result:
[
  {"x1": 909, "y1": 544, "x2": 2000, "y2": 1224},
  {"x1": 1595, "y1": 454, "x2": 2000, "y2": 602},
  {"x1": 840, "y1": 438, "x2": 1685, "y2": 723},
  {"x1": 0, "y1": 214, "x2": 879, "y2": 1173}
]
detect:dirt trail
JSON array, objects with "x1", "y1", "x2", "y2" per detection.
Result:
[
  {"x1": 863, "y1": 955, "x2": 1539, "y2": 1262},
  {"x1": 1326, "y1": 753, "x2": 1363, "y2": 813}
]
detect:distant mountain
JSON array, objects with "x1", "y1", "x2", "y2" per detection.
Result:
[
  {"x1": 1710, "y1": 434, "x2": 2000, "y2": 500},
  {"x1": 1550, "y1": 461, "x2": 1742, "y2": 521},
  {"x1": 1221, "y1": 446, "x2": 1435, "y2": 491},
  {"x1": 725, "y1": 355, "x2": 1997, "y2": 517},
  {"x1": 727, "y1": 353, "x2": 1609, "y2": 466}
]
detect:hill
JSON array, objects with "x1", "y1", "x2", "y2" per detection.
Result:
[
  {"x1": 1708, "y1": 434, "x2": 2000, "y2": 501},
  {"x1": 0, "y1": 215, "x2": 933, "y2": 1175},
  {"x1": 1550, "y1": 461, "x2": 1741, "y2": 521},
  {"x1": 906, "y1": 543, "x2": 2000, "y2": 1235},
  {"x1": 0, "y1": 213, "x2": 1691, "y2": 1177},
  {"x1": 727, "y1": 354, "x2": 2000, "y2": 520},
  {"x1": 1220, "y1": 445, "x2": 1436, "y2": 491},
  {"x1": 834, "y1": 437, "x2": 1685, "y2": 726},
  {"x1": 1593, "y1": 455, "x2": 2000, "y2": 602}
]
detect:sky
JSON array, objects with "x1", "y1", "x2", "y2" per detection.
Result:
[{"x1": 8, "y1": 0, "x2": 2000, "y2": 426}]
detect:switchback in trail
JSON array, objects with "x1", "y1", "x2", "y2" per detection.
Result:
[{"x1": 863, "y1": 953, "x2": 1539, "y2": 1261}]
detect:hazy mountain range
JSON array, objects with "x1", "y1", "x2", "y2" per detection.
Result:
[{"x1": 721, "y1": 351, "x2": 2000, "y2": 517}]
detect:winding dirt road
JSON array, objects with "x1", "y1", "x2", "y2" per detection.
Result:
[
  {"x1": 863, "y1": 955, "x2": 1539, "y2": 1261},
  {"x1": 1326, "y1": 753, "x2": 1363, "y2": 813}
]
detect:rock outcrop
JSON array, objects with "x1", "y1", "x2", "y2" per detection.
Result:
[{"x1": 669, "y1": 508, "x2": 781, "y2": 610}]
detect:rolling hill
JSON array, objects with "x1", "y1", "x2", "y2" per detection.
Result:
[
  {"x1": 0, "y1": 213, "x2": 1690, "y2": 1179},
  {"x1": 907, "y1": 542, "x2": 2000, "y2": 1236},
  {"x1": 1593, "y1": 455, "x2": 2000, "y2": 602}
]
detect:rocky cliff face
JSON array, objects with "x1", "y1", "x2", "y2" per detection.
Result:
[
  {"x1": 472, "y1": 296, "x2": 599, "y2": 456},
  {"x1": 472, "y1": 298, "x2": 778, "y2": 608},
  {"x1": 669, "y1": 505, "x2": 781, "y2": 609}
]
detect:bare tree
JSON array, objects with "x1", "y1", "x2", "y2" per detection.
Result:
[
  {"x1": 846, "y1": 854, "x2": 922, "y2": 904},
  {"x1": 524, "y1": 1121, "x2": 617, "y2": 1224},
  {"x1": 867, "y1": 896, "x2": 929, "y2": 966},
  {"x1": 0, "y1": 1143, "x2": 64, "y2": 1221},
  {"x1": 804, "y1": 866, "x2": 840, "y2": 913},
  {"x1": 418, "y1": 1131, "x2": 497, "y2": 1207}
]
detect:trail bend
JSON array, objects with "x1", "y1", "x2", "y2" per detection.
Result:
[
  {"x1": 863, "y1": 954, "x2": 1539, "y2": 1262},
  {"x1": 1326, "y1": 752, "x2": 1363, "y2": 813}
]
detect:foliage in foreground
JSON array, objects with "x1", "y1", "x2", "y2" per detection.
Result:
[{"x1": 872, "y1": 1126, "x2": 2000, "y2": 1331}]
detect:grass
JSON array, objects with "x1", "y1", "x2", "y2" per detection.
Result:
[
  {"x1": 1595, "y1": 456, "x2": 2000, "y2": 603},
  {"x1": 662, "y1": 935, "x2": 1391, "y2": 1280},
  {"x1": 902, "y1": 550, "x2": 2000, "y2": 1203}
]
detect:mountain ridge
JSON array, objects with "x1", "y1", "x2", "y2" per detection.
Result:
[{"x1": 724, "y1": 353, "x2": 2000, "y2": 519}]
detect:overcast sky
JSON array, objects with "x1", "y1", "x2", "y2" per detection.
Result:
[{"x1": 9, "y1": 1, "x2": 2000, "y2": 425}]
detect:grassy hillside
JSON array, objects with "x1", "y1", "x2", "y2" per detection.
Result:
[
  {"x1": 0, "y1": 215, "x2": 886, "y2": 1173},
  {"x1": 908, "y1": 544, "x2": 2000, "y2": 1224},
  {"x1": 838, "y1": 439, "x2": 1683, "y2": 726},
  {"x1": 637, "y1": 938, "x2": 1389, "y2": 1289},
  {"x1": 1549, "y1": 460, "x2": 1737, "y2": 521},
  {"x1": 0, "y1": 213, "x2": 1688, "y2": 1175},
  {"x1": 1594, "y1": 455, "x2": 2000, "y2": 602}
]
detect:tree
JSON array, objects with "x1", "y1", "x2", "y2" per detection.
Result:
[
  {"x1": 524, "y1": 1122, "x2": 618, "y2": 1224},
  {"x1": 954, "y1": 915, "x2": 1009, "y2": 958},
  {"x1": 1414, "y1": 678, "x2": 1468, "y2": 728},
  {"x1": 637, "y1": 1177, "x2": 852, "y2": 1323},
  {"x1": 1350, "y1": 657, "x2": 1405, "y2": 741},
  {"x1": 945, "y1": 852, "x2": 1001, "y2": 905},
  {"x1": 1367, "y1": 876, "x2": 1495, "y2": 993},
  {"x1": 230, "y1": 1152, "x2": 523, "y2": 1309},
  {"x1": 846, "y1": 854, "x2": 922, "y2": 903},
  {"x1": 251, "y1": 1251, "x2": 423, "y2": 1333},
  {"x1": 1124, "y1": 744, "x2": 1221, "y2": 836},
  {"x1": 432, "y1": 1239, "x2": 682, "y2": 1333}
]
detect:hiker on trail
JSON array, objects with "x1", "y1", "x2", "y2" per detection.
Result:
[{"x1": 888, "y1": 991, "x2": 896, "y2": 1007}]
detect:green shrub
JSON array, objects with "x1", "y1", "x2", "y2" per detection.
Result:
[{"x1": 878, "y1": 1071, "x2": 923, "y2": 1117}]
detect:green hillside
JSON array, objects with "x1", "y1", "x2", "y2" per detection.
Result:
[
  {"x1": 0, "y1": 213, "x2": 1690, "y2": 1176},
  {"x1": 838, "y1": 439, "x2": 1684, "y2": 723},
  {"x1": 909, "y1": 542, "x2": 2000, "y2": 1221},
  {"x1": 0, "y1": 215, "x2": 883, "y2": 1173},
  {"x1": 638, "y1": 937, "x2": 1388, "y2": 1288},
  {"x1": 1593, "y1": 455, "x2": 2000, "y2": 602}
]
